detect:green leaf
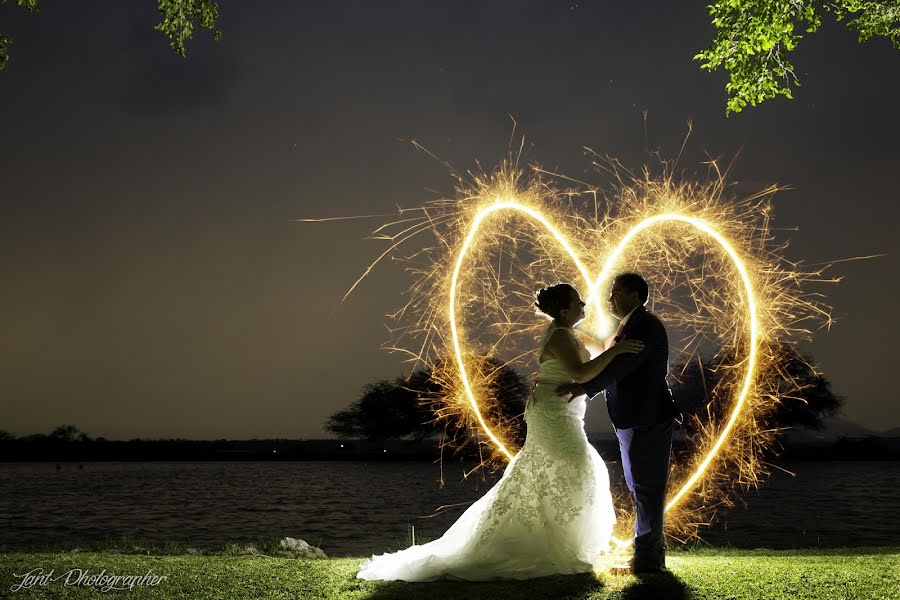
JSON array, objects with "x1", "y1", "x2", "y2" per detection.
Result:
[{"x1": 155, "y1": 0, "x2": 223, "y2": 58}]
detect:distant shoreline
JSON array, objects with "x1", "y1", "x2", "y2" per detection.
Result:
[{"x1": 2, "y1": 435, "x2": 899, "y2": 461}]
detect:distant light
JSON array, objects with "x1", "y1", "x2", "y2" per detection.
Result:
[
  {"x1": 273, "y1": 450, "x2": 277, "y2": 453},
  {"x1": 383, "y1": 449, "x2": 387, "y2": 453},
  {"x1": 340, "y1": 444, "x2": 344, "y2": 448}
]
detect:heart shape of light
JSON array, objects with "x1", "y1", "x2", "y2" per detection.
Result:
[{"x1": 448, "y1": 199, "x2": 759, "y2": 545}]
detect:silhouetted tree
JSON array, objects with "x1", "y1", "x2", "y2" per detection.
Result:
[
  {"x1": 325, "y1": 378, "x2": 433, "y2": 441},
  {"x1": 48, "y1": 424, "x2": 91, "y2": 442},
  {"x1": 326, "y1": 359, "x2": 529, "y2": 441},
  {"x1": 0, "y1": 429, "x2": 15, "y2": 457},
  {"x1": 671, "y1": 344, "x2": 843, "y2": 430}
]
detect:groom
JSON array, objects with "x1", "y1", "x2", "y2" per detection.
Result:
[{"x1": 558, "y1": 272, "x2": 677, "y2": 573}]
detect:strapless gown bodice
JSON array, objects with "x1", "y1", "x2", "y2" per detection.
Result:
[{"x1": 528, "y1": 335, "x2": 591, "y2": 420}]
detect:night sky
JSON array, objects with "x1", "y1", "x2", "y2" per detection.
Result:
[{"x1": 1, "y1": 1, "x2": 898, "y2": 440}]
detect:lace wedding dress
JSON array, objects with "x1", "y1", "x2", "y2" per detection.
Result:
[{"x1": 356, "y1": 323, "x2": 616, "y2": 581}]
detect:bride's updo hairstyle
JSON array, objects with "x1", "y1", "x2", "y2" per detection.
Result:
[{"x1": 534, "y1": 283, "x2": 577, "y2": 320}]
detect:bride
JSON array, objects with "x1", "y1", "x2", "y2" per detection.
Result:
[{"x1": 357, "y1": 283, "x2": 642, "y2": 581}]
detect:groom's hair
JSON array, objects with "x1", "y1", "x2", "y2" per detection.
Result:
[{"x1": 614, "y1": 272, "x2": 649, "y2": 305}]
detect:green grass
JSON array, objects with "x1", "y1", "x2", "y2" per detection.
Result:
[{"x1": 1, "y1": 544, "x2": 897, "y2": 599}]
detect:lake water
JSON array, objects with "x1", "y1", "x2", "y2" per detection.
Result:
[{"x1": 1, "y1": 460, "x2": 898, "y2": 556}]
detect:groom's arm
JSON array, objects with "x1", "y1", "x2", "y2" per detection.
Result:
[{"x1": 581, "y1": 318, "x2": 664, "y2": 397}]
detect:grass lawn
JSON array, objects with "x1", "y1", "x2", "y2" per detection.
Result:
[{"x1": 1, "y1": 544, "x2": 897, "y2": 599}]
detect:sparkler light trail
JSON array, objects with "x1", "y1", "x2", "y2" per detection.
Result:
[
  {"x1": 447, "y1": 205, "x2": 761, "y2": 548},
  {"x1": 449, "y1": 200, "x2": 595, "y2": 460},
  {"x1": 309, "y1": 153, "x2": 834, "y2": 551},
  {"x1": 592, "y1": 213, "x2": 759, "y2": 514}
]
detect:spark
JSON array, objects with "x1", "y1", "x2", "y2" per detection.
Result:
[
  {"x1": 448, "y1": 207, "x2": 761, "y2": 547},
  {"x1": 449, "y1": 200, "x2": 594, "y2": 459},
  {"x1": 311, "y1": 151, "x2": 837, "y2": 557},
  {"x1": 592, "y1": 213, "x2": 759, "y2": 514}
]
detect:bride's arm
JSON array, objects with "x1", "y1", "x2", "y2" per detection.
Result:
[
  {"x1": 545, "y1": 329, "x2": 643, "y2": 383},
  {"x1": 574, "y1": 327, "x2": 616, "y2": 356}
]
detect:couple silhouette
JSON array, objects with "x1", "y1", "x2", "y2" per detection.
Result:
[{"x1": 358, "y1": 272, "x2": 678, "y2": 581}]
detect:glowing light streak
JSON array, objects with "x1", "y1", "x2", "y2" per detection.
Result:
[
  {"x1": 449, "y1": 199, "x2": 595, "y2": 460},
  {"x1": 592, "y1": 213, "x2": 759, "y2": 512},
  {"x1": 449, "y1": 203, "x2": 760, "y2": 547},
  {"x1": 311, "y1": 157, "x2": 836, "y2": 556}
]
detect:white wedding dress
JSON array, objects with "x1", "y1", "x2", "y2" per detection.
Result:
[{"x1": 357, "y1": 323, "x2": 616, "y2": 581}]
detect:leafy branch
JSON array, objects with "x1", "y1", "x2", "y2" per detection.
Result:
[
  {"x1": 0, "y1": 0, "x2": 222, "y2": 70},
  {"x1": 0, "y1": 0, "x2": 39, "y2": 71},
  {"x1": 696, "y1": 0, "x2": 899, "y2": 115},
  {"x1": 2, "y1": 1, "x2": 897, "y2": 115},
  {"x1": 154, "y1": 0, "x2": 222, "y2": 58}
]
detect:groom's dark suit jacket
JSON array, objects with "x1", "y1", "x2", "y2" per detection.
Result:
[{"x1": 582, "y1": 305, "x2": 676, "y2": 429}]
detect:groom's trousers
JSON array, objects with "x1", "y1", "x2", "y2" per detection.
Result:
[{"x1": 615, "y1": 418, "x2": 674, "y2": 564}]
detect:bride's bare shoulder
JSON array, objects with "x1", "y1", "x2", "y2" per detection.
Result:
[{"x1": 544, "y1": 327, "x2": 579, "y2": 352}]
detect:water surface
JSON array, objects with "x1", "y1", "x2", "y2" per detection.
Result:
[{"x1": 1, "y1": 460, "x2": 897, "y2": 555}]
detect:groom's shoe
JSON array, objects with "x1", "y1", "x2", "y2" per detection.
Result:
[{"x1": 630, "y1": 554, "x2": 665, "y2": 575}]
